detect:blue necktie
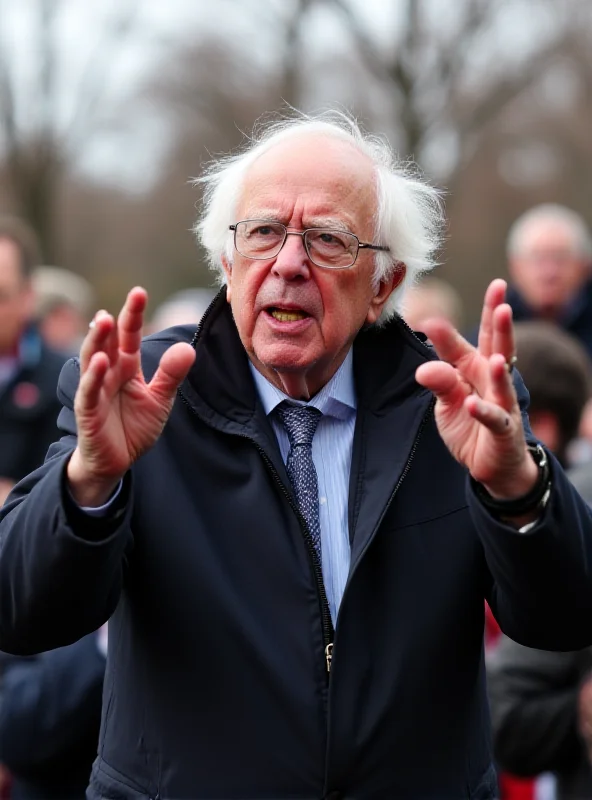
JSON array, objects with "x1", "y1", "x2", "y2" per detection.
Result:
[{"x1": 277, "y1": 402, "x2": 323, "y2": 563}]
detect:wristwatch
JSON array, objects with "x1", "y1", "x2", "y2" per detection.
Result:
[{"x1": 470, "y1": 443, "x2": 552, "y2": 528}]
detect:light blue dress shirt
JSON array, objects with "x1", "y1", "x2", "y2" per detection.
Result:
[{"x1": 250, "y1": 350, "x2": 357, "y2": 626}]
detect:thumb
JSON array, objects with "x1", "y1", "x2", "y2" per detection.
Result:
[
  {"x1": 148, "y1": 342, "x2": 196, "y2": 402},
  {"x1": 415, "y1": 361, "x2": 467, "y2": 408}
]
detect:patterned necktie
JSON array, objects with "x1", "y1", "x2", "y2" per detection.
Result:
[{"x1": 277, "y1": 402, "x2": 323, "y2": 563}]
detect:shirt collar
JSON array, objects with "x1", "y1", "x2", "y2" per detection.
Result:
[{"x1": 249, "y1": 348, "x2": 356, "y2": 420}]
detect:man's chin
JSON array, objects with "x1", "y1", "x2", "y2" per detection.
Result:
[{"x1": 252, "y1": 340, "x2": 318, "y2": 375}]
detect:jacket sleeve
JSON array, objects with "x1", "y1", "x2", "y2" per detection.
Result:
[
  {"x1": 487, "y1": 634, "x2": 586, "y2": 776},
  {"x1": 0, "y1": 632, "x2": 105, "y2": 776},
  {"x1": 469, "y1": 373, "x2": 592, "y2": 651},
  {"x1": 0, "y1": 357, "x2": 134, "y2": 655}
]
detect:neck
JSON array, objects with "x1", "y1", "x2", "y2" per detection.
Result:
[{"x1": 250, "y1": 350, "x2": 350, "y2": 400}]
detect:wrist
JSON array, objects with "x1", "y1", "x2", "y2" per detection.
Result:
[
  {"x1": 480, "y1": 449, "x2": 540, "y2": 500},
  {"x1": 66, "y1": 449, "x2": 124, "y2": 508},
  {"x1": 471, "y1": 444, "x2": 552, "y2": 525}
]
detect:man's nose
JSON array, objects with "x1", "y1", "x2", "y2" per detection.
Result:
[{"x1": 271, "y1": 233, "x2": 311, "y2": 281}]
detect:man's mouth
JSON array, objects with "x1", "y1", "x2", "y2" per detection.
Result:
[{"x1": 266, "y1": 307, "x2": 309, "y2": 322}]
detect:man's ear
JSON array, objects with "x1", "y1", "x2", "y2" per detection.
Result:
[
  {"x1": 221, "y1": 256, "x2": 232, "y2": 303},
  {"x1": 366, "y1": 262, "x2": 406, "y2": 325}
]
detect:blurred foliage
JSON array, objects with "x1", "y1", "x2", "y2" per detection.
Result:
[{"x1": 0, "y1": 0, "x2": 591, "y2": 326}]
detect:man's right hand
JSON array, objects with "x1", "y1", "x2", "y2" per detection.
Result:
[{"x1": 67, "y1": 287, "x2": 196, "y2": 507}]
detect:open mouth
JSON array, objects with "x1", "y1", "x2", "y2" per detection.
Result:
[{"x1": 266, "y1": 307, "x2": 310, "y2": 322}]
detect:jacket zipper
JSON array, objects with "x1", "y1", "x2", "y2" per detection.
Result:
[
  {"x1": 252, "y1": 443, "x2": 335, "y2": 674},
  {"x1": 177, "y1": 393, "x2": 335, "y2": 680}
]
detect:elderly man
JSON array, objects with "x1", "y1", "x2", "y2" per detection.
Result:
[
  {"x1": 2, "y1": 113, "x2": 592, "y2": 800},
  {"x1": 506, "y1": 203, "x2": 592, "y2": 354}
]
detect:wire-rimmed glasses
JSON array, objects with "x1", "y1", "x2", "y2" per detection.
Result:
[{"x1": 229, "y1": 219, "x2": 390, "y2": 270}]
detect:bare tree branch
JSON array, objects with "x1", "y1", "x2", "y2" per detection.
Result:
[{"x1": 67, "y1": 0, "x2": 141, "y2": 156}]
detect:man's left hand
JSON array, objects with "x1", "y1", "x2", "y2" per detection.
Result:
[{"x1": 415, "y1": 278, "x2": 538, "y2": 502}]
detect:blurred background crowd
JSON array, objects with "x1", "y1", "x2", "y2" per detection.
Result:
[{"x1": 1, "y1": 0, "x2": 592, "y2": 798}]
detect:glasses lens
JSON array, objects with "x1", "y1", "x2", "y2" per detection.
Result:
[
  {"x1": 235, "y1": 221, "x2": 285, "y2": 259},
  {"x1": 305, "y1": 229, "x2": 358, "y2": 268}
]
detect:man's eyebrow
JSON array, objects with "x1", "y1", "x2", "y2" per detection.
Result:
[
  {"x1": 307, "y1": 217, "x2": 351, "y2": 231},
  {"x1": 241, "y1": 212, "x2": 354, "y2": 232}
]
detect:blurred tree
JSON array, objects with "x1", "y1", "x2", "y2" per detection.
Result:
[
  {"x1": 308, "y1": 0, "x2": 592, "y2": 322},
  {"x1": 323, "y1": 0, "x2": 587, "y2": 184},
  {"x1": 0, "y1": 0, "x2": 143, "y2": 263}
]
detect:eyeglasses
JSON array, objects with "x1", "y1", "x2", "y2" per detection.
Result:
[{"x1": 229, "y1": 219, "x2": 390, "y2": 270}]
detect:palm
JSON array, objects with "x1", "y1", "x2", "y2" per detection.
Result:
[
  {"x1": 415, "y1": 279, "x2": 533, "y2": 498},
  {"x1": 432, "y1": 372, "x2": 522, "y2": 487},
  {"x1": 77, "y1": 356, "x2": 173, "y2": 478},
  {"x1": 73, "y1": 288, "x2": 196, "y2": 486}
]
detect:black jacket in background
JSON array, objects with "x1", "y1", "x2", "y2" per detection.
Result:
[
  {"x1": 0, "y1": 633, "x2": 105, "y2": 800},
  {"x1": 2, "y1": 294, "x2": 592, "y2": 799},
  {"x1": 488, "y1": 635, "x2": 592, "y2": 800},
  {"x1": 0, "y1": 328, "x2": 66, "y2": 482}
]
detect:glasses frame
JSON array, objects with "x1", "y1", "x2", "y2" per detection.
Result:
[{"x1": 229, "y1": 219, "x2": 390, "y2": 270}]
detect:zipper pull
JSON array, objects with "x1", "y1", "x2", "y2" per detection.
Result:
[{"x1": 325, "y1": 643, "x2": 333, "y2": 674}]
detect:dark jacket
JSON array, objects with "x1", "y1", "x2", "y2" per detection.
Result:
[
  {"x1": 507, "y1": 280, "x2": 592, "y2": 360},
  {"x1": 2, "y1": 294, "x2": 592, "y2": 799},
  {"x1": 0, "y1": 633, "x2": 105, "y2": 800},
  {"x1": 0, "y1": 327, "x2": 66, "y2": 483},
  {"x1": 487, "y1": 635, "x2": 592, "y2": 800}
]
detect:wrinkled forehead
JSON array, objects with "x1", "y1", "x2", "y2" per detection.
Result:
[{"x1": 238, "y1": 134, "x2": 378, "y2": 223}]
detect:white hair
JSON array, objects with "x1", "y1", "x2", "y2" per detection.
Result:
[
  {"x1": 507, "y1": 203, "x2": 592, "y2": 260},
  {"x1": 194, "y1": 109, "x2": 445, "y2": 324}
]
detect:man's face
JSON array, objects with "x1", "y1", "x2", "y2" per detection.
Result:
[
  {"x1": 0, "y1": 238, "x2": 33, "y2": 355},
  {"x1": 222, "y1": 135, "x2": 401, "y2": 398},
  {"x1": 509, "y1": 220, "x2": 590, "y2": 318}
]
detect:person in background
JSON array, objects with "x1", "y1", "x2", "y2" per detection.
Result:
[
  {"x1": 0, "y1": 626, "x2": 107, "y2": 800},
  {"x1": 402, "y1": 275, "x2": 464, "y2": 333},
  {"x1": 32, "y1": 266, "x2": 96, "y2": 356},
  {"x1": 0, "y1": 217, "x2": 66, "y2": 505},
  {"x1": 3, "y1": 111, "x2": 592, "y2": 799},
  {"x1": 506, "y1": 204, "x2": 592, "y2": 349},
  {"x1": 487, "y1": 321, "x2": 592, "y2": 800},
  {"x1": 147, "y1": 287, "x2": 216, "y2": 334},
  {"x1": 505, "y1": 204, "x2": 592, "y2": 460}
]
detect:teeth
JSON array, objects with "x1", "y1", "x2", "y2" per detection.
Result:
[{"x1": 270, "y1": 310, "x2": 306, "y2": 322}]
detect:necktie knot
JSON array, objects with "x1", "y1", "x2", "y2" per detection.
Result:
[{"x1": 277, "y1": 402, "x2": 322, "y2": 448}]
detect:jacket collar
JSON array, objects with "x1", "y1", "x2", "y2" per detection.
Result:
[{"x1": 179, "y1": 287, "x2": 437, "y2": 433}]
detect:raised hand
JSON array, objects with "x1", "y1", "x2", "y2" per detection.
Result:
[
  {"x1": 67, "y1": 287, "x2": 196, "y2": 506},
  {"x1": 415, "y1": 279, "x2": 538, "y2": 502}
]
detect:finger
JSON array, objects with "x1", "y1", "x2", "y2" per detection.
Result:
[
  {"x1": 117, "y1": 287, "x2": 148, "y2": 356},
  {"x1": 79, "y1": 311, "x2": 115, "y2": 373},
  {"x1": 477, "y1": 279, "x2": 507, "y2": 357},
  {"x1": 75, "y1": 352, "x2": 110, "y2": 413},
  {"x1": 491, "y1": 303, "x2": 515, "y2": 364},
  {"x1": 488, "y1": 352, "x2": 518, "y2": 413},
  {"x1": 415, "y1": 360, "x2": 469, "y2": 408},
  {"x1": 464, "y1": 394, "x2": 514, "y2": 436},
  {"x1": 148, "y1": 343, "x2": 196, "y2": 402},
  {"x1": 419, "y1": 318, "x2": 486, "y2": 393}
]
